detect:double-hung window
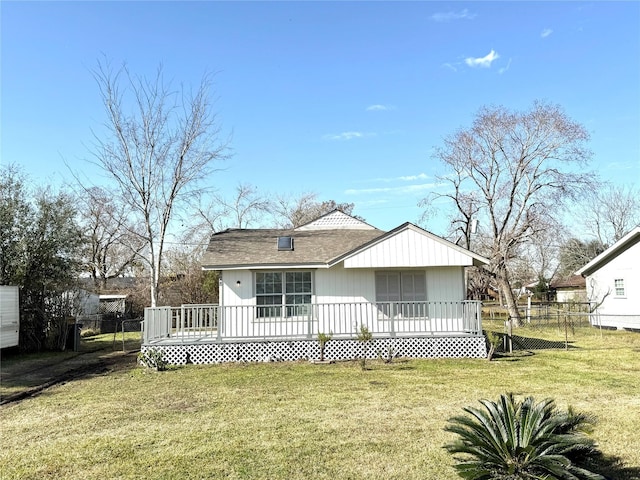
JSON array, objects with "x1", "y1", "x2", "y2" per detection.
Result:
[
  {"x1": 614, "y1": 278, "x2": 625, "y2": 297},
  {"x1": 375, "y1": 271, "x2": 427, "y2": 318},
  {"x1": 255, "y1": 271, "x2": 312, "y2": 318}
]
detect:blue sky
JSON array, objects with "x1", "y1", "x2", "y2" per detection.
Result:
[{"x1": 2, "y1": 1, "x2": 639, "y2": 234}]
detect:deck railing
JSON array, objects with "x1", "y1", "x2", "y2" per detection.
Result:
[{"x1": 144, "y1": 301, "x2": 483, "y2": 344}]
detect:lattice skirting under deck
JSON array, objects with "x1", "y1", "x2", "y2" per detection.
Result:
[{"x1": 141, "y1": 336, "x2": 487, "y2": 365}]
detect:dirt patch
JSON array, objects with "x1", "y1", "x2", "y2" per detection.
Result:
[{"x1": 0, "y1": 349, "x2": 139, "y2": 406}]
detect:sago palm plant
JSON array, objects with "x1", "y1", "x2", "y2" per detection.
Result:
[{"x1": 444, "y1": 393, "x2": 605, "y2": 480}]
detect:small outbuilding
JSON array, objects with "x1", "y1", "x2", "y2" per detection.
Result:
[
  {"x1": 0, "y1": 285, "x2": 20, "y2": 349},
  {"x1": 550, "y1": 275, "x2": 587, "y2": 303}
]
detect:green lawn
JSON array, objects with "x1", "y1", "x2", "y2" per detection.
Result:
[{"x1": 1, "y1": 329, "x2": 639, "y2": 479}]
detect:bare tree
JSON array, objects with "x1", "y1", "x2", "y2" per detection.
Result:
[
  {"x1": 272, "y1": 193, "x2": 362, "y2": 228},
  {"x1": 89, "y1": 59, "x2": 228, "y2": 307},
  {"x1": 420, "y1": 101, "x2": 594, "y2": 323},
  {"x1": 579, "y1": 184, "x2": 640, "y2": 246},
  {"x1": 557, "y1": 238, "x2": 606, "y2": 279},
  {"x1": 191, "y1": 183, "x2": 271, "y2": 234},
  {"x1": 163, "y1": 245, "x2": 218, "y2": 305},
  {"x1": 76, "y1": 186, "x2": 145, "y2": 289}
]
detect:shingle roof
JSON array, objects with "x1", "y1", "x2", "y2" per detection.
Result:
[
  {"x1": 550, "y1": 275, "x2": 586, "y2": 289},
  {"x1": 201, "y1": 227, "x2": 385, "y2": 269}
]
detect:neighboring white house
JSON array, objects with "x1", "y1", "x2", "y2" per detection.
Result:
[
  {"x1": 576, "y1": 226, "x2": 640, "y2": 330},
  {"x1": 142, "y1": 210, "x2": 491, "y2": 364},
  {"x1": 72, "y1": 289, "x2": 127, "y2": 316},
  {"x1": 0, "y1": 285, "x2": 20, "y2": 349}
]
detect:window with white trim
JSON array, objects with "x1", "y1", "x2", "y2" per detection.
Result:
[
  {"x1": 375, "y1": 271, "x2": 427, "y2": 317},
  {"x1": 255, "y1": 271, "x2": 312, "y2": 318},
  {"x1": 614, "y1": 278, "x2": 625, "y2": 297}
]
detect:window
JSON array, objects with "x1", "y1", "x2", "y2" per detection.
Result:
[
  {"x1": 614, "y1": 278, "x2": 625, "y2": 297},
  {"x1": 256, "y1": 272, "x2": 283, "y2": 317},
  {"x1": 255, "y1": 271, "x2": 312, "y2": 317},
  {"x1": 277, "y1": 236, "x2": 294, "y2": 251},
  {"x1": 375, "y1": 271, "x2": 426, "y2": 317}
]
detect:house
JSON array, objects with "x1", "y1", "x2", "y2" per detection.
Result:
[
  {"x1": 142, "y1": 211, "x2": 491, "y2": 364},
  {"x1": 549, "y1": 275, "x2": 587, "y2": 303},
  {"x1": 576, "y1": 227, "x2": 640, "y2": 330}
]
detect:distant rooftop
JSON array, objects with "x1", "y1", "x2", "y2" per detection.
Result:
[{"x1": 295, "y1": 210, "x2": 376, "y2": 231}]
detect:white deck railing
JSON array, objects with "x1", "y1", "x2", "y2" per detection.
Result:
[{"x1": 143, "y1": 301, "x2": 483, "y2": 344}]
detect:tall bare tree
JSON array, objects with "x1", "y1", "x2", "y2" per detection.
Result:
[
  {"x1": 76, "y1": 186, "x2": 146, "y2": 289},
  {"x1": 578, "y1": 184, "x2": 639, "y2": 246},
  {"x1": 420, "y1": 101, "x2": 594, "y2": 323},
  {"x1": 90, "y1": 59, "x2": 228, "y2": 306}
]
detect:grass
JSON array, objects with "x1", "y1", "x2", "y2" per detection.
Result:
[{"x1": 1, "y1": 329, "x2": 639, "y2": 479}]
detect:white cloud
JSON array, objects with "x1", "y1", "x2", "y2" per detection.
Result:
[
  {"x1": 430, "y1": 9, "x2": 476, "y2": 22},
  {"x1": 541, "y1": 28, "x2": 553, "y2": 38},
  {"x1": 322, "y1": 131, "x2": 374, "y2": 141},
  {"x1": 366, "y1": 104, "x2": 390, "y2": 111},
  {"x1": 360, "y1": 173, "x2": 430, "y2": 183},
  {"x1": 442, "y1": 63, "x2": 458, "y2": 72},
  {"x1": 465, "y1": 49, "x2": 500, "y2": 68},
  {"x1": 345, "y1": 183, "x2": 437, "y2": 196},
  {"x1": 398, "y1": 173, "x2": 429, "y2": 182}
]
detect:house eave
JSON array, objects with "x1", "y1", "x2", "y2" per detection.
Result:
[
  {"x1": 202, "y1": 263, "x2": 329, "y2": 271},
  {"x1": 575, "y1": 226, "x2": 640, "y2": 277}
]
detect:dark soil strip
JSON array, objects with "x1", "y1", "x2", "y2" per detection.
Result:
[{"x1": 0, "y1": 351, "x2": 139, "y2": 406}]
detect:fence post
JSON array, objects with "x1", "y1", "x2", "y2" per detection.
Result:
[{"x1": 505, "y1": 316, "x2": 513, "y2": 353}]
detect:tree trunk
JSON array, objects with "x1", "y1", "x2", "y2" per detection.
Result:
[
  {"x1": 496, "y1": 264, "x2": 521, "y2": 325},
  {"x1": 149, "y1": 258, "x2": 158, "y2": 308}
]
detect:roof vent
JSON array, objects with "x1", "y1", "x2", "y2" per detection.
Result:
[{"x1": 277, "y1": 236, "x2": 294, "y2": 251}]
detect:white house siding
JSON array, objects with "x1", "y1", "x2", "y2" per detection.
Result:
[
  {"x1": 1, "y1": 286, "x2": 19, "y2": 349},
  {"x1": 425, "y1": 267, "x2": 465, "y2": 302},
  {"x1": 220, "y1": 270, "x2": 255, "y2": 307},
  {"x1": 315, "y1": 264, "x2": 373, "y2": 303},
  {"x1": 343, "y1": 227, "x2": 474, "y2": 268},
  {"x1": 586, "y1": 242, "x2": 639, "y2": 329},
  {"x1": 77, "y1": 290, "x2": 100, "y2": 315},
  {"x1": 217, "y1": 264, "x2": 469, "y2": 338},
  {"x1": 556, "y1": 289, "x2": 587, "y2": 303}
]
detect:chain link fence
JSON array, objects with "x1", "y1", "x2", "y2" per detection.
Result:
[
  {"x1": 70, "y1": 314, "x2": 142, "y2": 352},
  {"x1": 483, "y1": 302, "x2": 639, "y2": 353}
]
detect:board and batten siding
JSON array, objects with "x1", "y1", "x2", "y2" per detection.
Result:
[
  {"x1": 220, "y1": 270, "x2": 255, "y2": 307},
  {"x1": 343, "y1": 227, "x2": 476, "y2": 269},
  {"x1": 586, "y1": 242, "x2": 638, "y2": 317},
  {"x1": 425, "y1": 267, "x2": 465, "y2": 302},
  {"x1": 315, "y1": 265, "x2": 372, "y2": 303},
  {"x1": 0, "y1": 285, "x2": 19, "y2": 349},
  {"x1": 220, "y1": 265, "x2": 467, "y2": 308}
]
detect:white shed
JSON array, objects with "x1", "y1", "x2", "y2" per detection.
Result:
[
  {"x1": 0, "y1": 286, "x2": 20, "y2": 349},
  {"x1": 576, "y1": 227, "x2": 640, "y2": 330}
]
